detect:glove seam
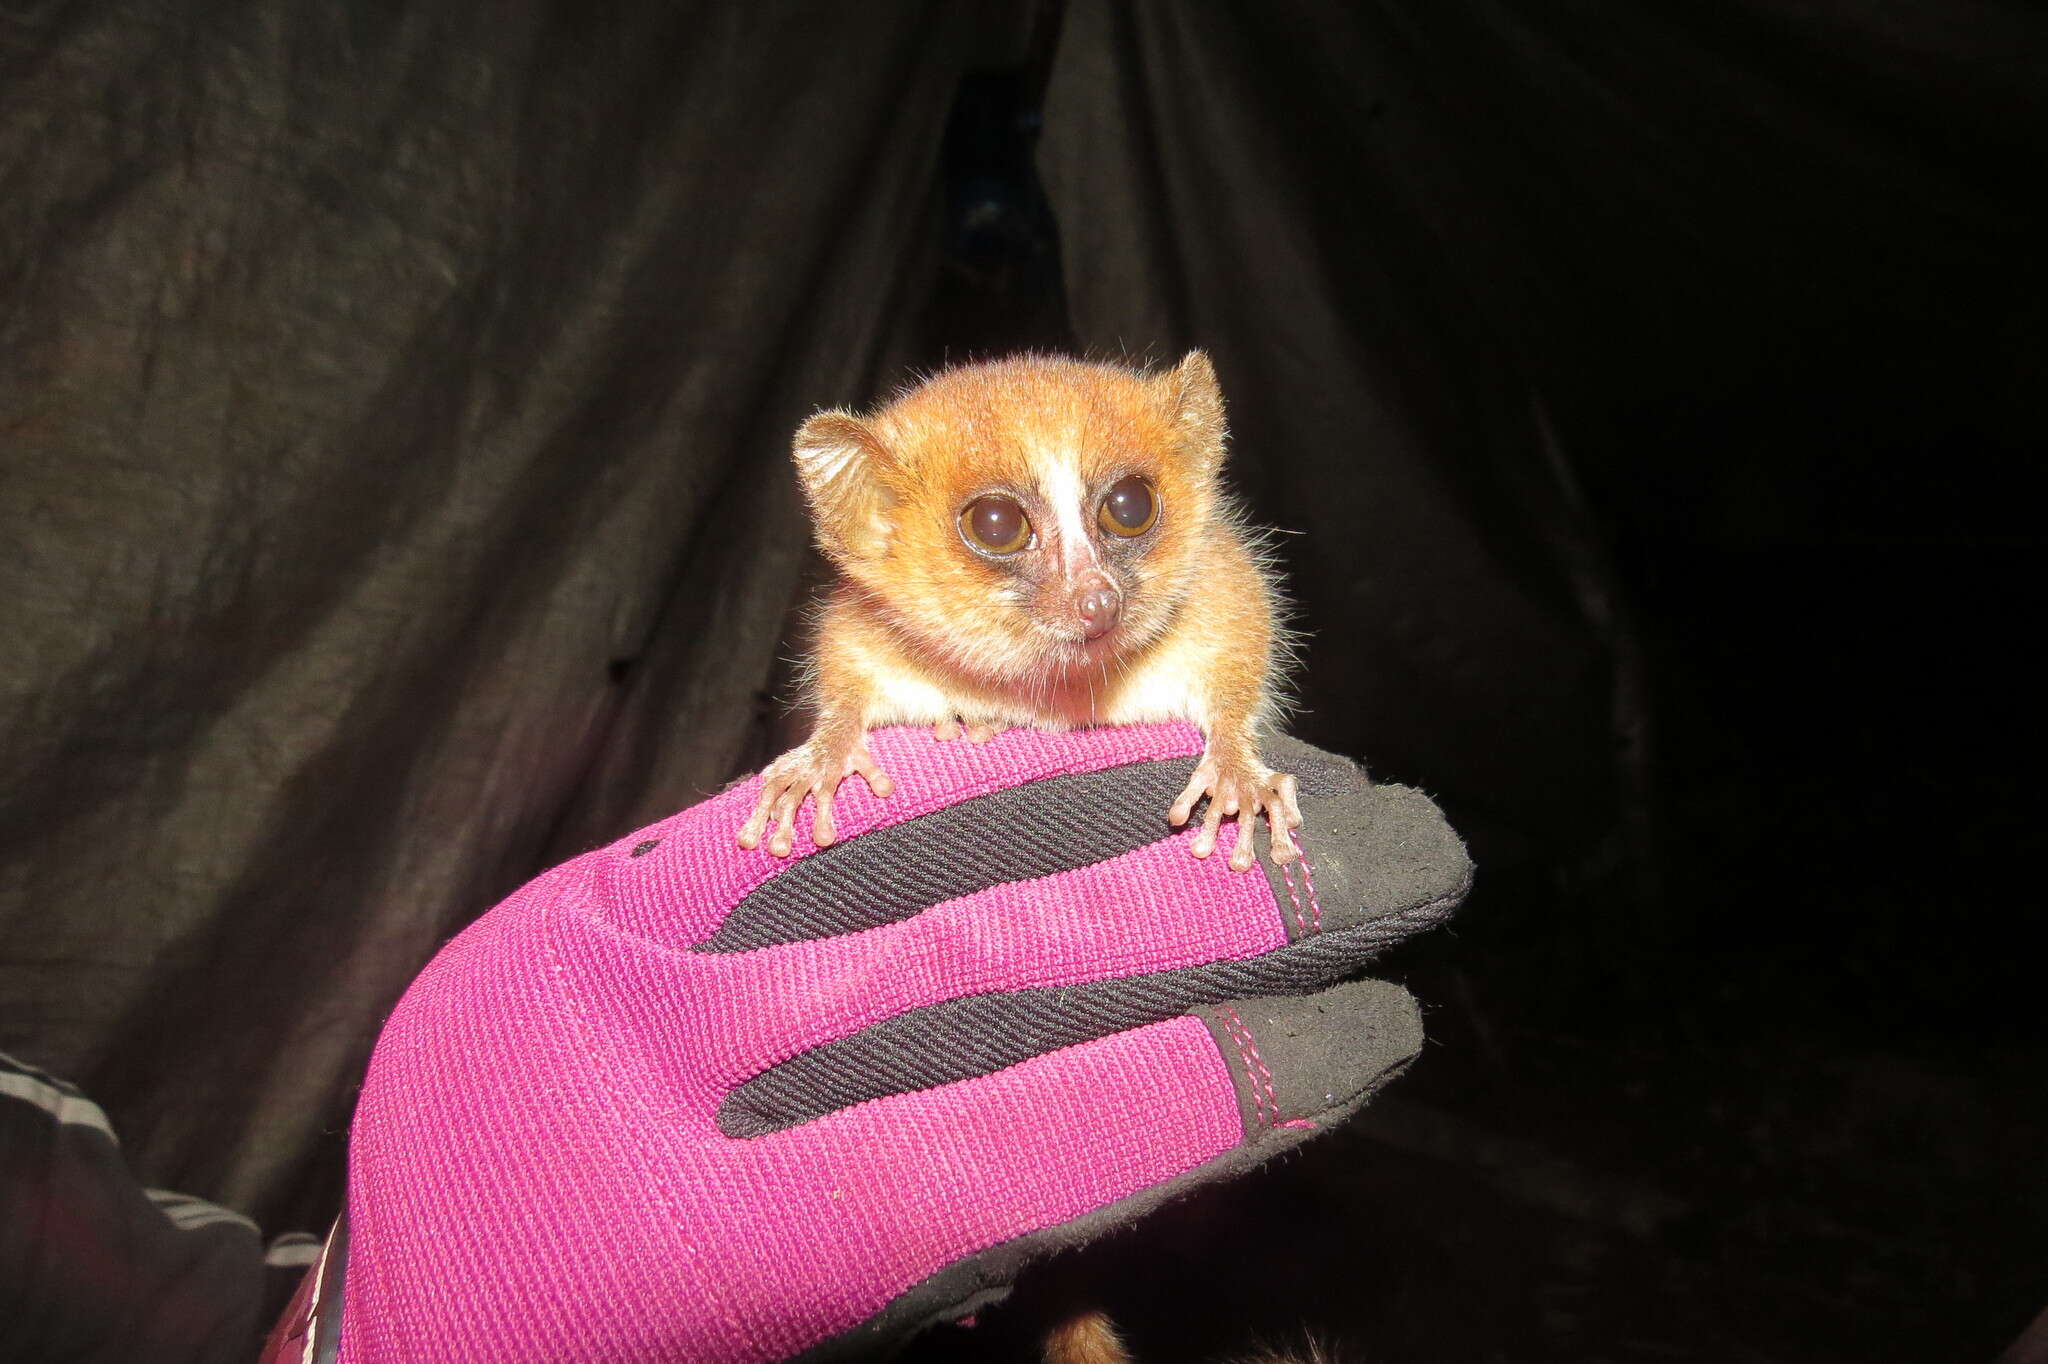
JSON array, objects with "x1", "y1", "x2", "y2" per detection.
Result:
[
  {"x1": 1216, "y1": 1006, "x2": 1279, "y2": 1130},
  {"x1": 1295, "y1": 848, "x2": 1325, "y2": 933},
  {"x1": 1278, "y1": 856, "x2": 1309, "y2": 937},
  {"x1": 540, "y1": 866, "x2": 743, "y2": 1343}
]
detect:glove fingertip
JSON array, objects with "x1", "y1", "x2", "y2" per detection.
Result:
[{"x1": 1194, "y1": 979, "x2": 1424, "y2": 1143}]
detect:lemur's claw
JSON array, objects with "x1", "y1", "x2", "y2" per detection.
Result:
[
  {"x1": 737, "y1": 737, "x2": 892, "y2": 857},
  {"x1": 1170, "y1": 756, "x2": 1302, "y2": 871}
]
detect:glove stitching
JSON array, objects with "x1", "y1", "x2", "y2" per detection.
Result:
[
  {"x1": 1241, "y1": 1009, "x2": 1282, "y2": 1129},
  {"x1": 1219, "y1": 1006, "x2": 1279, "y2": 1130},
  {"x1": 1218, "y1": 1010, "x2": 1267, "y2": 1128},
  {"x1": 1297, "y1": 845, "x2": 1325, "y2": 934},
  {"x1": 1279, "y1": 859, "x2": 1308, "y2": 939}
]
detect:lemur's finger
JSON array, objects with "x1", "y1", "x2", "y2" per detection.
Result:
[
  {"x1": 766, "y1": 785, "x2": 806, "y2": 858},
  {"x1": 1192, "y1": 790, "x2": 1226, "y2": 859},
  {"x1": 1169, "y1": 760, "x2": 1215, "y2": 827},
  {"x1": 810, "y1": 786, "x2": 839, "y2": 849},
  {"x1": 737, "y1": 783, "x2": 781, "y2": 849},
  {"x1": 849, "y1": 749, "x2": 894, "y2": 799},
  {"x1": 1227, "y1": 812, "x2": 1260, "y2": 872},
  {"x1": 1272, "y1": 772, "x2": 1303, "y2": 828}
]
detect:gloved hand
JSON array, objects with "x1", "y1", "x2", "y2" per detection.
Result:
[{"x1": 334, "y1": 724, "x2": 1469, "y2": 1363}]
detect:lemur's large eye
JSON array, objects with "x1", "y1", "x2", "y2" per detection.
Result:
[
  {"x1": 1098, "y1": 475, "x2": 1158, "y2": 537},
  {"x1": 960, "y1": 494, "x2": 1031, "y2": 555}
]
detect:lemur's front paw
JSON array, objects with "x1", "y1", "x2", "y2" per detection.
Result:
[
  {"x1": 931, "y1": 717, "x2": 1008, "y2": 744},
  {"x1": 736, "y1": 735, "x2": 894, "y2": 858},
  {"x1": 1168, "y1": 752, "x2": 1304, "y2": 872}
]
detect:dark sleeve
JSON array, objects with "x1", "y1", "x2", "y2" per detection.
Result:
[{"x1": 0, "y1": 1052, "x2": 266, "y2": 1364}]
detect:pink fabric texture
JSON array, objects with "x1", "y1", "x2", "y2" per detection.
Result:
[{"x1": 340, "y1": 724, "x2": 1290, "y2": 1363}]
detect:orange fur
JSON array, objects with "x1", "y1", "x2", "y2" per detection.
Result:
[
  {"x1": 737, "y1": 352, "x2": 1302, "y2": 870},
  {"x1": 1042, "y1": 1309, "x2": 1134, "y2": 1364},
  {"x1": 1040, "y1": 1308, "x2": 1348, "y2": 1364}
]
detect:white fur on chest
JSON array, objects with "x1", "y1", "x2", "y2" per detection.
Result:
[
  {"x1": 1094, "y1": 651, "x2": 1205, "y2": 725},
  {"x1": 861, "y1": 667, "x2": 970, "y2": 727},
  {"x1": 855, "y1": 633, "x2": 1215, "y2": 734}
]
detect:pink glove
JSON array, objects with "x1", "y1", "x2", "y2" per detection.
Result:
[{"x1": 333, "y1": 724, "x2": 1468, "y2": 1363}]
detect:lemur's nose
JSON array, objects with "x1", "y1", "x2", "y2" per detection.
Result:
[{"x1": 1075, "y1": 579, "x2": 1121, "y2": 639}]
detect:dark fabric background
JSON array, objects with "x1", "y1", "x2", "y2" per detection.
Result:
[{"x1": 3, "y1": 2, "x2": 2042, "y2": 1360}]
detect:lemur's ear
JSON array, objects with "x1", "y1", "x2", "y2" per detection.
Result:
[
  {"x1": 1151, "y1": 350, "x2": 1229, "y2": 475},
  {"x1": 792, "y1": 410, "x2": 896, "y2": 565}
]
